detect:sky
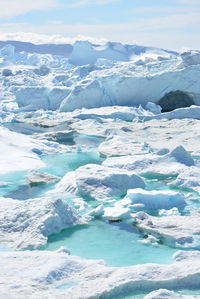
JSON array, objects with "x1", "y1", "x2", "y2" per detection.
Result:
[{"x1": 0, "y1": 0, "x2": 199, "y2": 50}]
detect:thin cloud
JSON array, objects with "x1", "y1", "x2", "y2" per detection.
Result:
[
  {"x1": 0, "y1": 0, "x2": 59, "y2": 18},
  {"x1": 67, "y1": 0, "x2": 121, "y2": 8},
  {"x1": 0, "y1": 11, "x2": 199, "y2": 49},
  {"x1": 133, "y1": 6, "x2": 190, "y2": 14},
  {"x1": 176, "y1": 0, "x2": 200, "y2": 4}
]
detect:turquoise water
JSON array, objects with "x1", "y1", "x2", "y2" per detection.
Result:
[
  {"x1": 46, "y1": 220, "x2": 176, "y2": 267},
  {"x1": 178, "y1": 289, "x2": 200, "y2": 296},
  {"x1": 0, "y1": 170, "x2": 27, "y2": 197},
  {"x1": 41, "y1": 150, "x2": 103, "y2": 177},
  {"x1": 54, "y1": 281, "x2": 78, "y2": 290},
  {"x1": 1, "y1": 150, "x2": 103, "y2": 200},
  {"x1": 74, "y1": 134, "x2": 104, "y2": 147},
  {"x1": 54, "y1": 282, "x2": 148, "y2": 298},
  {"x1": 115, "y1": 292, "x2": 148, "y2": 299},
  {"x1": 108, "y1": 289, "x2": 200, "y2": 299}
]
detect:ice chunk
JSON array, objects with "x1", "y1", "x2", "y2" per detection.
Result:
[
  {"x1": 174, "y1": 166, "x2": 200, "y2": 193},
  {"x1": 0, "y1": 197, "x2": 84, "y2": 250},
  {"x1": 123, "y1": 189, "x2": 186, "y2": 210},
  {"x1": 135, "y1": 212, "x2": 200, "y2": 249},
  {"x1": 98, "y1": 135, "x2": 146, "y2": 157},
  {"x1": 27, "y1": 171, "x2": 59, "y2": 185},
  {"x1": 60, "y1": 80, "x2": 111, "y2": 112},
  {"x1": 145, "y1": 102, "x2": 162, "y2": 114},
  {"x1": 0, "y1": 126, "x2": 44, "y2": 174},
  {"x1": 33, "y1": 65, "x2": 50, "y2": 76},
  {"x1": 144, "y1": 289, "x2": 195, "y2": 298},
  {"x1": 68, "y1": 40, "x2": 128, "y2": 65},
  {"x1": 103, "y1": 206, "x2": 131, "y2": 221},
  {"x1": 15, "y1": 86, "x2": 71, "y2": 110},
  {"x1": 169, "y1": 145, "x2": 194, "y2": 166},
  {"x1": 52, "y1": 164, "x2": 145, "y2": 201}
]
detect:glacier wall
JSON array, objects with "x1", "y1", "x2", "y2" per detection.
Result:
[{"x1": 0, "y1": 40, "x2": 200, "y2": 112}]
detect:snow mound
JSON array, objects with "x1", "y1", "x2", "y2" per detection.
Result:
[{"x1": 0, "y1": 197, "x2": 84, "y2": 250}]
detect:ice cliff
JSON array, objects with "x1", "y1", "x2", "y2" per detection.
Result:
[{"x1": 0, "y1": 40, "x2": 200, "y2": 112}]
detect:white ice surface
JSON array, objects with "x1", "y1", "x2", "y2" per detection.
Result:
[
  {"x1": 0, "y1": 249, "x2": 200, "y2": 298},
  {"x1": 103, "y1": 145, "x2": 194, "y2": 175},
  {"x1": 1, "y1": 41, "x2": 200, "y2": 112},
  {"x1": 121, "y1": 188, "x2": 186, "y2": 211},
  {"x1": 135, "y1": 212, "x2": 200, "y2": 249},
  {"x1": 52, "y1": 164, "x2": 145, "y2": 201},
  {"x1": 144, "y1": 289, "x2": 197, "y2": 299},
  {"x1": 0, "y1": 126, "x2": 65, "y2": 174},
  {"x1": 0, "y1": 197, "x2": 84, "y2": 250}
]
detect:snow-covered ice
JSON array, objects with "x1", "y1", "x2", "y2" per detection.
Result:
[
  {"x1": 144, "y1": 289, "x2": 197, "y2": 299},
  {"x1": 121, "y1": 189, "x2": 186, "y2": 211},
  {"x1": 103, "y1": 145, "x2": 194, "y2": 176},
  {"x1": 0, "y1": 197, "x2": 84, "y2": 250},
  {"x1": 0, "y1": 249, "x2": 200, "y2": 298},
  {"x1": 0, "y1": 126, "x2": 66, "y2": 174},
  {"x1": 52, "y1": 164, "x2": 145, "y2": 201},
  {"x1": 135, "y1": 212, "x2": 200, "y2": 249}
]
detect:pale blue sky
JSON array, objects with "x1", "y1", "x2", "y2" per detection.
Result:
[{"x1": 0, "y1": 0, "x2": 199, "y2": 49}]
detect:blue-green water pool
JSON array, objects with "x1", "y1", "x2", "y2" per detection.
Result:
[
  {"x1": 1, "y1": 150, "x2": 103, "y2": 199},
  {"x1": 46, "y1": 220, "x2": 176, "y2": 267},
  {"x1": 41, "y1": 150, "x2": 103, "y2": 177}
]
